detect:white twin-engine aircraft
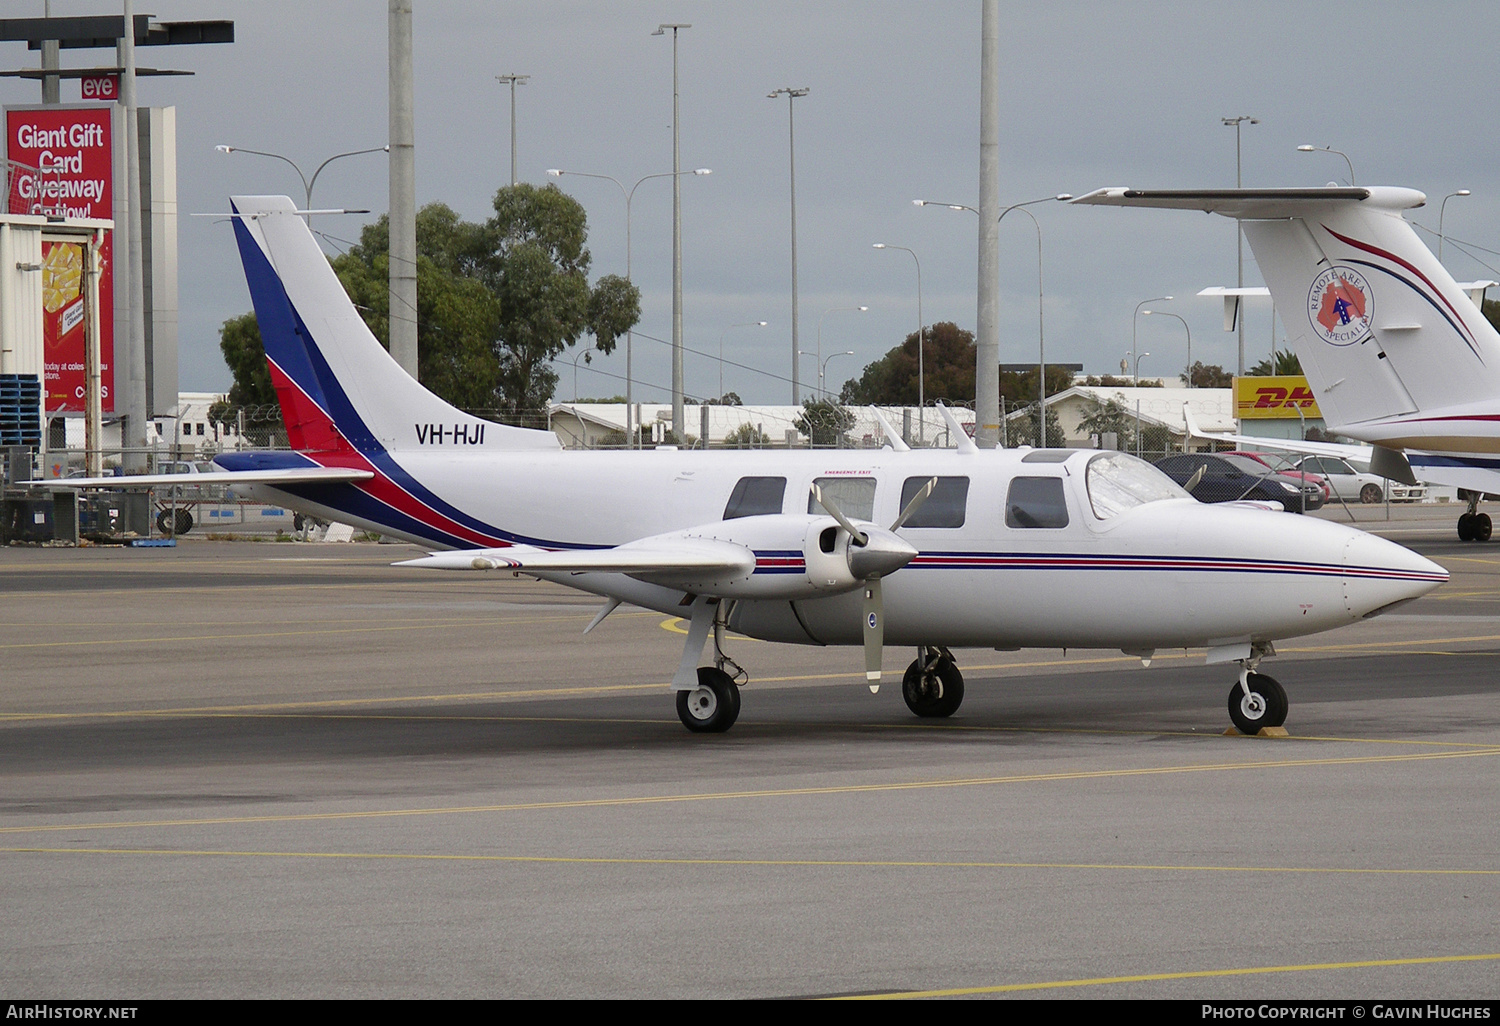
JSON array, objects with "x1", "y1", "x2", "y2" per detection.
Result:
[
  {"x1": 1075, "y1": 185, "x2": 1500, "y2": 543},
  {"x1": 68, "y1": 196, "x2": 1451, "y2": 736}
]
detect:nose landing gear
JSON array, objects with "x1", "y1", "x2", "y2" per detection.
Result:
[{"x1": 902, "y1": 646, "x2": 965, "y2": 718}]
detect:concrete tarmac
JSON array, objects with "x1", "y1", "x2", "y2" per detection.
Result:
[{"x1": 1, "y1": 510, "x2": 1497, "y2": 999}]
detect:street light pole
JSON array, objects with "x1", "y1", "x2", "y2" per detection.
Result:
[
  {"x1": 1439, "y1": 189, "x2": 1472, "y2": 264},
  {"x1": 548, "y1": 166, "x2": 711, "y2": 448},
  {"x1": 769, "y1": 87, "x2": 810, "y2": 404},
  {"x1": 998, "y1": 196, "x2": 1070, "y2": 447},
  {"x1": 872, "y1": 244, "x2": 924, "y2": 443},
  {"x1": 718, "y1": 321, "x2": 767, "y2": 399},
  {"x1": 654, "y1": 23, "x2": 691, "y2": 442},
  {"x1": 1143, "y1": 309, "x2": 1191, "y2": 387},
  {"x1": 1295, "y1": 144, "x2": 1355, "y2": 185},
  {"x1": 495, "y1": 74, "x2": 529, "y2": 187},
  {"x1": 1224, "y1": 115, "x2": 1258, "y2": 375},
  {"x1": 918, "y1": 194, "x2": 1068, "y2": 446},
  {"x1": 216, "y1": 144, "x2": 389, "y2": 229},
  {"x1": 814, "y1": 305, "x2": 867, "y2": 398},
  {"x1": 1133, "y1": 295, "x2": 1172, "y2": 388}
]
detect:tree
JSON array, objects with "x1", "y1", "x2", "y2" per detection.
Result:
[
  {"x1": 721, "y1": 422, "x2": 771, "y2": 448},
  {"x1": 1076, "y1": 395, "x2": 1136, "y2": 450},
  {"x1": 1003, "y1": 365, "x2": 1077, "y2": 405},
  {"x1": 840, "y1": 322, "x2": 976, "y2": 404},
  {"x1": 217, "y1": 312, "x2": 276, "y2": 411},
  {"x1": 474, "y1": 183, "x2": 638, "y2": 416},
  {"x1": 703, "y1": 392, "x2": 743, "y2": 406},
  {"x1": 332, "y1": 206, "x2": 504, "y2": 412},
  {"x1": 1485, "y1": 298, "x2": 1500, "y2": 334},
  {"x1": 1187, "y1": 362, "x2": 1233, "y2": 388},
  {"x1": 1249, "y1": 350, "x2": 1302, "y2": 376},
  {"x1": 794, "y1": 397, "x2": 856, "y2": 447},
  {"x1": 1012, "y1": 400, "x2": 1063, "y2": 448},
  {"x1": 220, "y1": 186, "x2": 640, "y2": 426}
]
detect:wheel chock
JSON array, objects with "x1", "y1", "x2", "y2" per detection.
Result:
[{"x1": 1222, "y1": 725, "x2": 1290, "y2": 737}]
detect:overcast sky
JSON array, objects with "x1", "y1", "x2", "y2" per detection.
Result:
[{"x1": 8, "y1": 1, "x2": 1500, "y2": 405}]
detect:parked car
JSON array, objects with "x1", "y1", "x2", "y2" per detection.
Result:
[
  {"x1": 1224, "y1": 450, "x2": 1331, "y2": 502},
  {"x1": 1292, "y1": 455, "x2": 1426, "y2": 504},
  {"x1": 1153, "y1": 453, "x2": 1324, "y2": 513}
]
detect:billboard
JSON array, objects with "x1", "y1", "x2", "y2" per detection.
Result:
[
  {"x1": 6, "y1": 105, "x2": 115, "y2": 413},
  {"x1": 1233, "y1": 375, "x2": 1322, "y2": 420}
]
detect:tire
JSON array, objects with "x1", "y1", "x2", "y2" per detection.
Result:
[
  {"x1": 902, "y1": 657, "x2": 965, "y2": 718},
  {"x1": 156, "y1": 509, "x2": 173, "y2": 536},
  {"x1": 175, "y1": 510, "x2": 194, "y2": 535},
  {"x1": 1458, "y1": 513, "x2": 1474, "y2": 542},
  {"x1": 1228, "y1": 672, "x2": 1288, "y2": 734},
  {"x1": 1360, "y1": 483, "x2": 1382, "y2": 504},
  {"x1": 1475, "y1": 513, "x2": 1493, "y2": 542},
  {"x1": 676, "y1": 666, "x2": 741, "y2": 733}
]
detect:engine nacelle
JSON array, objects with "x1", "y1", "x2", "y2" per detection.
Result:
[{"x1": 632, "y1": 513, "x2": 914, "y2": 600}]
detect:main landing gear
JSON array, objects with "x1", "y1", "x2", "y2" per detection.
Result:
[
  {"x1": 1227, "y1": 645, "x2": 1288, "y2": 735},
  {"x1": 675, "y1": 599, "x2": 746, "y2": 734},
  {"x1": 1457, "y1": 491, "x2": 1492, "y2": 542},
  {"x1": 902, "y1": 646, "x2": 965, "y2": 718}
]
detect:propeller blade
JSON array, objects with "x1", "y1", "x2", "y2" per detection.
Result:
[
  {"x1": 863, "y1": 577, "x2": 884, "y2": 692},
  {"x1": 811, "y1": 483, "x2": 868, "y2": 545},
  {"x1": 890, "y1": 476, "x2": 937, "y2": 531}
]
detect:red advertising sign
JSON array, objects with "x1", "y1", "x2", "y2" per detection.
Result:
[
  {"x1": 6, "y1": 105, "x2": 114, "y2": 412},
  {"x1": 80, "y1": 74, "x2": 119, "y2": 102}
]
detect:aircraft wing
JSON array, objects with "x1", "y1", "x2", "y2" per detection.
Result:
[
  {"x1": 396, "y1": 538, "x2": 756, "y2": 576},
  {"x1": 33, "y1": 467, "x2": 376, "y2": 489},
  {"x1": 1182, "y1": 405, "x2": 1418, "y2": 484}
]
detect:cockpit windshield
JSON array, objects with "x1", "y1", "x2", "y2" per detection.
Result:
[{"x1": 1085, "y1": 452, "x2": 1190, "y2": 519}]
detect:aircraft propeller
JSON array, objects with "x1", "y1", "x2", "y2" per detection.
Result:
[{"x1": 811, "y1": 478, "x2": 935, "y2": 691}]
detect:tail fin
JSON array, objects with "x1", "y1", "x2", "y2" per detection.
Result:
[
  {"x1": 1073, "y1": 187, "x2": 1500, "y2": 446},
  {"x1": 229, "y1": 195, "x2": 558, "y2": 454}
]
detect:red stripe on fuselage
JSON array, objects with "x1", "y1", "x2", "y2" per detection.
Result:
[{"x1": 265, "y1": 358, "x2": 510, "y2": 549}]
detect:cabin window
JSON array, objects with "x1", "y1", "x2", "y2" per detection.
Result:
[
  {"x1": 1005, "y1": 476, "x2": 1069, "y2": 529},
  {"x1": 899, "y1": 476, "x2": 969, "y2": 528},
  {"x1": 807, "y1": 477, "x2": 876, "y2": 522},
  {"x1": 723, "y1": 476, "x2": 786, "y2": 519},
  {"x1": 1085, "y1": 452, "x2": 1188, "y2": 519}
]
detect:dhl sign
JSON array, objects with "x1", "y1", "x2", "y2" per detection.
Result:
[{"x1": 1232, "y1": 376, "x2": 1323, "y2": 420}]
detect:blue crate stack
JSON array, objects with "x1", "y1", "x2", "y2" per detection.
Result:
[{"x1": 0, "y1": 375, "x2": 42, "y2": 447}]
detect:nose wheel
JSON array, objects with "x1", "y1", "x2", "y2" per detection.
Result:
[
  {"x1": 902, "y1": 648, "x2": 965, "y2": 718},
  {"x1": 1228, "y1": 671, "x2": 1288, "y2": 735}
]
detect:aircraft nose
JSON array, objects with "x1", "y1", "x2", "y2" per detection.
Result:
[{"x1": 1341, "y1": 531, "x2": 1448, "y2": 618}]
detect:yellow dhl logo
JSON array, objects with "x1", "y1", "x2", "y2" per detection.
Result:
[{"x1": 1231, "y1": 377, "x2": 1323, "y2": 419}]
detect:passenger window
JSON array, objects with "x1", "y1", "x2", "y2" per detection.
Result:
[
  {"x1": 807, "y1": 477, "x2": 876, "y2": 521},
  {"x1": 1005, "y1": 477, "x2": 1069, "y2": 529},
  {"x1": 723, "y1": 476, "x2": 786, "y2": 519},
  {"x1": 899, "y1": 476, "x2": 969, "y2": 528}
]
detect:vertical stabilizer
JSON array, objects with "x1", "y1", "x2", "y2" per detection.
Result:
[
  {"x1": 1073, "y1": 187, "x2": 1500, "y2": 444},
  {"x1": 229, "y1": 196, "x2": 559, "y2": 455}
]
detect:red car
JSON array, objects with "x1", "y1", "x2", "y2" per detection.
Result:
[{"x1": 1223, "y1": 451, "x2": 1331, "y2": 501}]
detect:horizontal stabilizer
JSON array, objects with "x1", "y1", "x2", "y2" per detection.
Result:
[
  {"x1": 396, "y1": 538, "x2": 755, "y2": 577},
  {"x1": 1071, "y1": 186, "x2": 1423, "y2": 218},
  {"x1": 34, "y1": 467, "x2": 375, "y2": 489},
  {"x1": 1181, "y1": 405, "x2": 1416, "y2": 485}
]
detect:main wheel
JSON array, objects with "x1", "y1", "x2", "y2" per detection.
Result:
[
  {"x1": 1458, "y1": 513, "x2": 1475, "y2": 541},
  {"x1": 156, "y1": 509, "x2": 173, "y2": 535},
  {"x1": 902, "y1": 657, "x2": 965, "y2": 718},
  {"x1": 676, "y1": 666, "x2": 741, "y2": 733},
  {"x1": 1474, "y1": 513, "x2": 1493, "y2": 542},
  {"x1": 1228, "y1": 672, "x2": 1288, "y2": 734},
  {"x1": 174, "y1": 509, "x2": 194, "y2": 535},
  {"x1": 1360, "y1": 483, "x2": 1382, "y2": 504}
]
